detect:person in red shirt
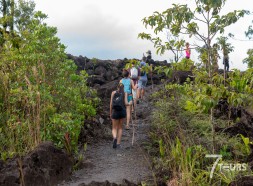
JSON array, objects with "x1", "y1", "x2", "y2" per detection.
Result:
[{"x1": 185, "y1": 42, "x2": 191, "y2": 59}]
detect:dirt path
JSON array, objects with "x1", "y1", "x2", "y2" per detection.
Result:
[{"x1": 59, "y1": 87, "x2": 155, "y2": 186}]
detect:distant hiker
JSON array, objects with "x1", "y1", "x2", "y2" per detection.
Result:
[
  {"x1": 145, "y1": 51, "x2": 154, "y2": 89},
  {"x1": 223, "y1": 54, "x2": 229, "y2": 72},
  {"x1": 146, "y1": 50, "x2": 152, "y2": 62},
  {"x1": 110, "y1": 83, "x2": 128, "y2": 149},
  {"x1": 120, "y1": 69, "x2": 137, "y2": 130},
  {"x1": 137, "y1": 57, "x2": 148, "y2": 102},
  {"x1": 185, "y1": 42, "x2": 191, "y2": 59},
  {"x1": 129, "y1": 63, "x2": 140, "y2": 112},
  {"x1": 146, "y1": 50, "x2": 154, "y2": 66}
]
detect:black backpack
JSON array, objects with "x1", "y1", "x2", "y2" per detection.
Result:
[{"x1": 112, "y1": 91, "x2": 124, "y2": 111}]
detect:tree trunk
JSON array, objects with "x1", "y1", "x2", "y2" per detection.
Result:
[
  {"x1": 3, "y1": 0, "x2": 7, "y2": 31},
  {"x1": 224, "y1": 57, "x2": 226, "y2": 86},
  {"x1": 211, "y1": 108, "x2": 215, "y2": 153},
  {"x1": 10, "y1": 0, "x2": 15, "y2": 33}
]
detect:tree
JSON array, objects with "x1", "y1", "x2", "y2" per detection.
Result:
[
  {"x1": 245, "y1": 20, "x2": 253, "y2": 39},
  {"x1": 139, "y1": 0, "x2": 249, "y2": 77},
  {"x1": 243, "y1": 49, "x2": 253, "y2": 68},
  {"x1": 138, "y1": 31, "x2": 185, "y2": 62},
  {"x1": 244, "y1": 19, "x2": 253, "y2": 68},
  {"x1": 216, "y1": 36, "x2": 234, "y2": 84},
  {"x1": 216, "y1": 36, "x2": 234, "y2": 59},
  {"x1": 0, "y1": 0, "x2": 15, "y2": 32},
  {"x1": 0, "y1": 0, "x2": 35, "y2": 45},
  {"x1": 0, "y1": 1, "x2": 98, "y2": 156},
  {"x1": 1, "y1": 0, "x2": 8, "y2": 31}
]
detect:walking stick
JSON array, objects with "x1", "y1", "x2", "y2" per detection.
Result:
[{"x1": 131, "y1": 98, "x2": 136, "y2": 146}]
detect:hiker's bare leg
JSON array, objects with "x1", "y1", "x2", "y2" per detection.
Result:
[
  {"x1": 141, "y1": 89, "x2": 145, "y2": 99},
  {"x1": 117, "y1": 118, "x2": 123, "y2": 144},
  {"x1": 126, "y1": 105, "x2": 131, "y2": 128},
  {"x1": 133, "y1": 98, "x2": 137, "y2": 110},
  {"x1": 112, "y1": 119, "x2": 118, "y2": 139},
  {"x1": 137, "y1": 89, "x2": 140, "y2": 99}
]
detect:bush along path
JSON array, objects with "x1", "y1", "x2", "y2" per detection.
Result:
[{"x1": 59, "y1": 85, "x2": 157, "y2": 186}]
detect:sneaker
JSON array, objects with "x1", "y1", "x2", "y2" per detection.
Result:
[
  {"x1": 137, "y1": 100, "x2": 139, "y2": 104},
  {"x1": 113, "y1": 138, "x2": 117, "y2": 149},
  {"x1": 117, "y1": 144, "x2": 121, "y2": 149}
]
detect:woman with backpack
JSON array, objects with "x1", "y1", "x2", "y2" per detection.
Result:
[
  {"x1": 120, "y1": 69, "x2": 137, "y2": 130},
  {"x1": 110, "y1": 83, "x2": 128, "y2": 149}
]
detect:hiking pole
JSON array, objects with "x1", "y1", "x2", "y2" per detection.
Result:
[
  {"x1": 131, "y1": 98, "x2": 136, "y2": 146},
  {"x1": 133, "y1": 100, "x2": 138, "y2": 145}
]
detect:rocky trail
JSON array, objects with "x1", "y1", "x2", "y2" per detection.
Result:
[
  {"x1": 0, "y1": 57, "x2": 166, "y2": 186},
  {"x1": 2, "y1": 56, "x2": 253, "y2": 185},
  {"x1": 60, "y1": 86, "x2": 156, "y2": 186}
]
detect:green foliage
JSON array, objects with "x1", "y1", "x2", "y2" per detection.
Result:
[
  {"x1": 124, "y1": 59, "x2": 140, "y2": 69},
  {"x1": 154, "y1": 65, "x2": 172, "y2": 77},
  {"x1": 240, "y1": 134, "x2": 252, "y2": 156},
  {"x1": 243, "y1": 49, "x2": 253, "y2": 68},
  {"x1": 0, "y1": 2, "x2": 98, "y2": 157},
  {"x1": 139, "y1": 0, "x2": 249, "y2": 74},
  {"x1": 159, "y1": 139, "x2": 165, "y2": 158},
  {"x1": 172, "y1": 58, "x2": 194, "y2": 71},
  {"x1": 150, "y1": 67, "x2": 253, "y2": 184},
  {"x1": 153, "y1": 58, "x2": 194, "y2": 80},
  {"x1": 216, "y1": 36, "x2": 234, "y2": 55},
  {"x1": 246, "y1": 23, "x2": 253, "y2": 39}
]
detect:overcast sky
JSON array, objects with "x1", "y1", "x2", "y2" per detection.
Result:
[{"x1": 34, "y1": 0, "x2": 253, "y2": 70}]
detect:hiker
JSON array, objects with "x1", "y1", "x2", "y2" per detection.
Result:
[
  {"x1": 137, "y1": 56, "x2": 148, "y2": 102},
  {"x1": 129, "y1": 62, "x2": 140, "y2": 113},
  {"x1": 120, "y1": 69, "x2": 137, "y2": 130},
  {"x1": 110, "y1": 83, "x2": 129, "y2": 149},
  {"x1": 223, "y1": 54, "x2": 229, "y2": 72},
  {"x1": 146, "y1": 50, "x2": 152, "y2": 62},
  {"x1": 185, "y1": 42, "x2": 191, "y2": 59},
  {"x1": 145, "y1": 51, "x2": 154, "y2": 89},
  {"x1": 146, "y1": 50, "x2": 155, "y2": 66}
]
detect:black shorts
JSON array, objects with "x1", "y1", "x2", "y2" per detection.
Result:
[{"x1": 112, "y1": 108, "x2": 126, "y2": 119}]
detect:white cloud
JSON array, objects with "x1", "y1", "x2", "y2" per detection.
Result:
[{"x1": 34, "y1": 0, "x2": 253, "y2": 69}]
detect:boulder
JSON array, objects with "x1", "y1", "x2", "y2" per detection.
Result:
[
  {"x1": 95, "y1": 66, "x2": 107, "y2": 76},
  {"x1": 97, "y1": 80, "x2": 119, "y2": 99},
  {"x1": 0, "y1": 142, "x2": 72, "y2": 186},
  {"x1": 169, "y1": 70, "x2": 194, "y2": 84},
  {"x1": 87, "y1": 75, "x2": 106, "y2": 86},
  {"x1": 85, "y1": 61, "x2": 95, "y2": 70}
]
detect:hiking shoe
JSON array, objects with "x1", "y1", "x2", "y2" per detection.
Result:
[
  {"x1": 113, "y1": 138, "x2": 117, "y2": 149},
  {"x1": 117, "y1": 144, "x2": 121, "y2": 149}
]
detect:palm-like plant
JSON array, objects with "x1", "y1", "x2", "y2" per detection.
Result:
[
  {"x1": 216, "y1": 36, "x2": 234, "y2": 66},
  {"x1": 216, "y1": 36, "x2": 234, "y2": 85}
]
